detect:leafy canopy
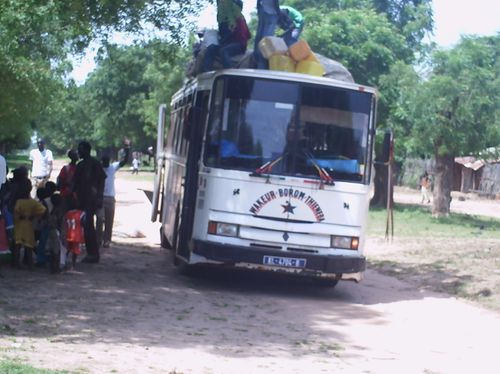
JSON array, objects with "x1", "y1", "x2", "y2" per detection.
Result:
[
  {"x1": 0, "y1": 0, "x2": 206, "y2": 148},
  {"x1": 37, "y1": 41, "x2": 189, "y2": 153},
  {"x1": 413, "y1": 35, "x2": 498, "y2": 157}
]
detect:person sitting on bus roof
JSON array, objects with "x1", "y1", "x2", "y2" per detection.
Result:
[
  {"x1": 203, "y1": 0, "x2": 250, "y2": 72},
  {"x1": 254, "y1": 0, "x2": 281, "y2": 69},
  {"x1": 278, "y1": 5, "x2": 304, "y2": 46}
]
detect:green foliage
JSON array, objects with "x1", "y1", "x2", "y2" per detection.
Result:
[
  {"x1": 0, "y1": 0, "x2": 66, "y2": 148},
  {"x1": 416, "y1": 36, "x2": 498, "y2": 157},
  {"x1": 371, "y1": 0, "x2": 433, "y2": 51},
  {"x1": 378, "y1": 35, "x2": 499, "y2": 215},
  {"x1": 0, "y1": 0, "x2": 206, "y2": 148},
  {"x1": 35, "y1": 81, "x2": 94, "y2": 153},
  {"x1": 0, "y1": 359, "x2": 71, "y2": 374},
  {"x1": 5, "y1": 154, "x2": 31, "y2": 171},
  {"x1": 286, "y1": 0, "x2": 433, "y2": 53},
  {"x1": 37, "y1": 41, "x2": 189, "y2": 152},
  {"x1": 378, "y1": 61, "x2": 421, "y2": 160},
  {"x1": 368, "y1": 204, "x2": 500, "y2": 238},
  {"x1": 380, "y1": 35, "x2": 499, "y2": 161},
  {"x1": 302, "y1": 8, "x2": 408, "y2": 86},
  {"x1": 142, "y1": 42, "x2": 189, "y2": 139},
  {"x1": 83, "y1": 43, "x2": 153, "y2": 149},
  {"x1": 435, "y1": 36, "x2": 497, "y2": 154}
]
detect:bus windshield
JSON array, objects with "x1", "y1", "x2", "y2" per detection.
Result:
[{"x1": 204, "y1": 75, "x2": 374, "y2": 183}]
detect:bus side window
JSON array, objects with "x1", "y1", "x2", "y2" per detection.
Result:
[
  {"x1": 180, "y1": 108, "x2": 187, "y2": 156},
  {"x1": 183, "y1": 107, "x2": 192, "y2": 141},
  {"x1": 170, "y1": 109, "x2": 179, "y2": 153},
  {"x1": 174, "y1": 109, "x2": 182, "y2": 155}
]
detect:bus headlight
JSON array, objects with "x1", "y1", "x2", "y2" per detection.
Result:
[
  {"x1": 331, "y1": 236, "x2": 359, "y2": 250},
  {"x1": 208, "y1": 221, "x2": 239, "y2": 237}
]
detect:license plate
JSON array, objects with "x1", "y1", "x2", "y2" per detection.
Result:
[{"x1": 263, "y1": 255, "x2": 307, "y2": 268}]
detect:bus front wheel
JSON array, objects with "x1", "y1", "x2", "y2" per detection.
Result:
[{"x1": 160, "y1": 226, "x2": 171, "y2": 249}]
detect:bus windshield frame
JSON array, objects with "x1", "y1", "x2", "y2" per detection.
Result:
[{"x1": 203, "y1": 75, "x2": 375, "y2": 184}]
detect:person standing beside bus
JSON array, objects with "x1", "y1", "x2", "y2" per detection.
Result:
[
  {"x1": 97, "y1": 140, "x2": 130, "y2": 248},
  {"x1": 29, "y1": 138, "x2": 53, "y2": 192},
  {"x1": 254, "y1": 0, "x2": 281, "y2": 69},
  {"x1": 57, "y1": 149, "x2": 79, "y2": 212},
  {"x1": 73, "y1": 141, "x2": 106, "y2": 264},
  {"x1": 13, "y1": 179, "x2": 46, "y2": 269},
  {"x1": 420, "y1": 171, "x2": 431, "y2": 204}
]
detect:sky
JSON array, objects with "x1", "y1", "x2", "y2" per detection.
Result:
[{"x1": 70, "y1": 0, "x2": 499, "y2": 84}]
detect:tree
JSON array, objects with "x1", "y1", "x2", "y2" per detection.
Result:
[
  {"x1": 83, "y1": 41, "x2": 189, "y2": 151},
  {"x1": 36, "y1": 81, "x2": 95, "y2": 153},
  {"x1": 371, "y1": 0, "x2": 433, "y2": 52},
  {"x1": 416, "y1": 36, "x2": 499, "y2": 216},
  {"x1": 286, "y1": 0, "x2": 433, "y2": 54},
  {"x1": 0, "y1": 0, "x2": 206, "y2": 148},
  {"x1": 378, "y1": 61, "x2": 421, "y2": 162},
  {"x1": 38, "y1": 40, "x2": 189, "y2": 154},
  {"x1": 142, "y1": 42, "x2": 191, "y2": 139},
  {"x1": 83, "y1": 43, "x2": 154, "y2": 150},
  {"x1": 382, "y1": 35, "x2": 500, "y2": 216},
  {"x1": 301, "y1": 8, "x2": 408, "y2": 86}
]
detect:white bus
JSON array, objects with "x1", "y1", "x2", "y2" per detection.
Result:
[{"x1": 151, "y1": 69, "x2": 377, "y2": 286}]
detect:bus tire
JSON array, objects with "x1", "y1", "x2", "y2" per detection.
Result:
[
  {"x1": 174, "y1": 256, "x2": 196, "y2": 275},
  {"x1": 160, "y1": 226, "x2": 171, "y2": 249}
]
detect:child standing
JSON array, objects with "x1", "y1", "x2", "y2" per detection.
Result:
[
  {"x1": 420, "y1": 171, "x2": 432, "y2": 204},
  {"x1": 131, "y1": 155, "x2": 140, "y2": 175},
  {"x1": 62, "y1": 208, "x2": 85, "y2": 270},
  {"x1": 13, "y1": 180, "x2": 46, "y2": 269},
  {"x1": 46, "y1": 193, "x2": 63, "y2": 274}
]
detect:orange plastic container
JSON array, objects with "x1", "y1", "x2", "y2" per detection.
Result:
[
  {"x1": 269, "y1": 55, "x2": 295, "y2": 72},
  {"x1": 288, "y1": 40, "x2": 312, "y2": 62},
  {"x1": 295, "y1": 60, "x2": 325, "y2": 77},
  {"x1": 305, "y1": 52, "x2": 320, "y2": 63}
]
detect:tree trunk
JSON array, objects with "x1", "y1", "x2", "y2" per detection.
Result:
[
  {"x1": 370, "y1": 163, "x2": 387, "y2": 207},
  {"x1": 432, "y1": 153, "x2": 454, "y2": 217},
  {"x1": 370, "y1": 162, "x2": 395, "y2": 208}
]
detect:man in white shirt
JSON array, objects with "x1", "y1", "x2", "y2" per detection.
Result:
[
  {"x1": 29, "y1": 138, "x2": 53, "y2": 190},
  {"x1": 96, "y1": 141, "x2": 130, "y2": 248}
]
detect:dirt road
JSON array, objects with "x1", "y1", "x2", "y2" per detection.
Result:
[{"x1": 1, "y1": 171, "x2": 499, "y2": 373}]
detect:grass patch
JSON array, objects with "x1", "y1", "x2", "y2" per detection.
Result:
[
  {"x1": 1, "y1": 324, "x2": 17, "y2": 336},
  {"x1": 368, "y1": 204, "x2": 500, "y2": 239},
  {"x1": 0, "y1": 359, "x2": 72, "y2": 374},
  {"x1": 5, "y1": 154, "x2": 30, "y2": 170},
  {"x1": 367, "y1": 203, "x2": 500, "y2": 311}
]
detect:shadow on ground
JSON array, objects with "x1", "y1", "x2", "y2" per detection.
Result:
[{"x1": 0, "y1": 240, "x2": 447, "y2": 359}]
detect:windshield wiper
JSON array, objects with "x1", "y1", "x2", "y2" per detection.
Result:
[
  {"x1": 250, "y1": 150, "x2": 334, "y2": 186},
  {"x1": 252, "y1": 152, "x2": 287, "y2": 175},
  {"x1": 302, "y1": 150, "x2": 335, "y2": 185}
]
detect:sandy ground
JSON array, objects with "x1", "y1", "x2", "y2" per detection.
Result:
[
  {"x1": 1, "y1": 169, "x2": 500, "y2": 373},
  {"x1": 393, "y1": 185, "x2": 500, "y2": 219}
]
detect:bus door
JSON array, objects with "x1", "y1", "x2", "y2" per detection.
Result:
[
  {"x1": 151, "y1": 104, "x2": 167, "y2": 223},
  {"x1": 176, "y1": 90, "x2": 210, "y2": 261}
]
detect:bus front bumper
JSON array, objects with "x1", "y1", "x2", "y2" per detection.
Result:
[{"x1": 191, "y1": 240, "x2": 365, "y2": 281}]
